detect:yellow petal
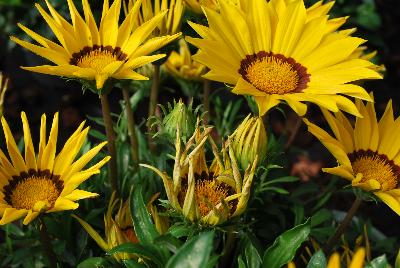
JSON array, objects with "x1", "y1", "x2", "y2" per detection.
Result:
[
  {"x1": 374, "y1": 192, "x2": 400, "y2": 216},
  {"x1": 64, "y1": 189, "x2": 99, "y2": 201},
  {"x1": 0, "y1": 208, "x2": 27, "y2": 225},
  {"x1": 349, "y1": 248, "x2": 365, "y2": 268},
  {"x1": 23, "y1": 211, "x2": 40, "y2": 225},
  {"x1": 47, "y1": 198, "x2": 79, "y2": 213},
  {"x1": 72, "y1": 214, "x2": 109, "y2": 251}
]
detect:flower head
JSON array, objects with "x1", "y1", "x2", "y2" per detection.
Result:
[
  {"x1": 164, "y1": 39, "x2": 207, "y2": 81},
  {"x1": 73, "y1": 192, "x2": 138, "y2": 261},
  {"x1": 230, "y1": 114, "x2": 267, "y2": 170},
  {"x1": 288, "y1": 248, "x2": 366, "y2": 268},
  {"x1": 186, "y1": 0, "x2": 381, "y2": 116},
  {"x1": 0, "y1": 112, "x2": 109, "y2": 225},
  {"x1": 141, "y1": 121, "x2": 258, "y2": 226},
  {"x1": 127, "y1": 0, "x2": 184, "y2": 37},
  {"x1": 11, "y1": 0, "x2": 181, "y2": 90},
  {"x1": 304, "y1": 96, "x2": 400, "y2": 216},
  {"x1": 156, "y1": 99, "x2": 197, "y2": 143},
  {"x1": 0, "y1": 72, "x2": 9, "y2": 118}
]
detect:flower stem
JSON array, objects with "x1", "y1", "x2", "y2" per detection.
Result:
[
  {"x1": 284, "y1": 115, "x2": 302, "y2": 150},
  {"x1": 220, "y1": 229, "x2": 236, "y2": 267},
  {"x1": 203, "y1": 79, "x2": 211, "y2": 124},
  {"x1": 147, "y1": 64, "x2": 161, "y2": 151},
  {"x1": 100, "y1": 93, "x2": 118, "y2": 193},
  {"x1": 39, "y1": 217, "x2": 57, "y2": 268},
  {"x1": 323, "y1": 196, "x2": 362, "y2": 254},
  {"x1": 122, "y1": 86, "x2": 139, "y2": 169}
]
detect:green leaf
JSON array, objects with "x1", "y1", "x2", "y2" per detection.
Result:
[
  {"x1": 244, "y1": 240, "x2": 262, "y2": 268},
  {"x1": 263, "y1": 176, "x2": 299, "y2": 186},
  {"x1": 77, "y1": 257, "x2": 115, "y2": 268},
  {"x1": 262, "y1": 219, "x2": 311, "y2": 268},
  {"x1": 365, "y1": 254, "x2": 389, "y2": 268},
  {"x1": 166, "y1": 231, "x2": 215, "y2": 268},
  {"x1": 130, "y1": 185, "x2": 159, "y2": 244},
  {"x1": 108, "y1": 243, "x2": 164, "y2": 267},
  {"x1": 154, "y1": 234, "x2": 183, "y2": 253},
  {"x1": 123, "y1": 260, "x2": 147, "y2": 268},
  {"x1": 238, "y1": 256, "x2": 247, "y2": 268},
  {"x1": 306, "y1": 250, "x2": 326, "y2": 268}
]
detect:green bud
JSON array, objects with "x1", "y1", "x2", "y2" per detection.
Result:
[
  {"x1": 231, "y1": 114, "x2": 267, "y2": 169},
  {"x1": 159, "y1": 99, "x2": 197, "y2": 143}
]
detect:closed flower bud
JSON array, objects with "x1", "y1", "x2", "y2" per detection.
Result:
[
  {"x1": 231, "y1": 114, "x2": 267, "y2": 169},
  {"x1": 159, "y1": 99, "x2": 197, "y2": 143}
]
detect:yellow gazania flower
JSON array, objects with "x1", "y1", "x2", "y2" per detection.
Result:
[
  {"x1": 304, "y1": 97, "x2": 400, "y2": 216},
  {"x1": 184, "y1": 0, "x2": 246, "y2": 14},
  {"x1": 288, "y1": 248, "x2": 366, "y2": 268},
  {"x1": 164, "y1": 39, "x2": 206, "y2": 81},
  {"x1": 73, "y1": 193, "x2": 138, "y2": 261},
  {"x1": 0, "y1": 112, "x2": 110, "y2": 225},
  {"x1": 186, "y1": 0, "x2": 382, "y2": 116},
  {"x1": 141, "y1": 121, "x2": 258, "y2": 226},
  {"x1": 0, "y1": 72, "x2": 9, "y2": 118},
  {"x1": 127, "y1": 0, "x2": 184, "y2": 37},
  {"x1": 11, "y1": 0, "x2": 181, "y2": 90}
]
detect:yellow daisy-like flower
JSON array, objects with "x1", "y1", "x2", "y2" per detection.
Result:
[
  {"x1": 127, "y1": 0, "x2": 184, "y2": 37},
  {"x1": 304, "y1": 96, "x2": 400, "y2": 216},
  {"x1": 164, "y1": 39, "x2": 206, "y2": 81},
  {"x1": 73, "y1": 193, "x2": 138, "y2": 262},
  {"x1": 11, "y1": 0, "x2": 181, "y2": 90},
  {"x1": 184, "y1": 0, "x2": 245, "y2": 14},
  {"x1": 141, "y1": 121, "x2": 258, "y2": 226},
  {"x1": 186, "y1": 0, "x2": 382, "y2": 116},
  {"x1": 288, "y1": 248, "x2": 366, "y2": 268},
  {"x1": 0, "y1": 112, "x2": 110, "y2": 225}
]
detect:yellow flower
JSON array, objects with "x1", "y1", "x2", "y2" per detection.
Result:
[
  {"x1": 0, "y1": 112, "x2": 109, "y2": 225},
  {"x1": 73, "y1": 192, "x2": 138, "y2": 262},
  {"x1": 164, "y1": 39, "x2": 207, "y2": 81},
  {"x1": 230, "y1": 114, "x2": 267, "y2": 170},
  {"x1": 11, "y1": 0, "x2": 181, "y2": 90},
  {"x1": 186, "y1": 0, "x2": 382, "y2": 116},
  {"x1": 126, "y1": 0, "x2": 184, "y2": 37},
  {"x1": 0, "y1": 72, "x2": 9, "y2": 118},
  {"x1": 184, "y1": 0, "x2": 245, "y2": 14},
  {"x1": 141, "y1": 121, "x2": 258, "y2": 226},
  {"x1": 349, "y1": 46, "x2": 386, "y2": 73},
  {"x1": 288, "y1": 248, "x2": 366, "y2": 268},
  {"x1": 304, "y1": 96, "x2": 400, "y2": 216}
]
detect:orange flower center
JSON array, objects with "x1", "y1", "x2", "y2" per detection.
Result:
[
  {"x1": 70, "y1": 45, "x2": 127, "y2": 74},
  {"x1": 239, "y1": 51, "x2": 310, "y2": 95},
  {"x1": 3, "y1": 170, "x2": 63, "y2": 210},
  {"x1": 178, "y1": 173, "x2": 233, "y2": 218},
  {"x1": 349, "y1": 150, "x2": 399, "y2": 191}
]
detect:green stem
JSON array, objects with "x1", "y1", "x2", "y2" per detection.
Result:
[
  {"x1": 203, "y1": 79, "x2": 211, "y2": 124},
  {"x1": 147, "y1": 64, "x2": 161, "y2": 152},
  {"x1": 323, "y1": 196, "x2": 362, "y2": 254},
  {"x1": 284, "y1": 115, "x2": 302, "y2": 150},
  {"x1": 122, "y1": 87, "x2": 139, "y2": 169},
  {"x1": 100, "y1": 93, "x2": 118, "y2": 193},
  {"x1": 39, "y1": 217, "x2": 57, "y2": 268},
  {"x1": 220, "y1": 228, "x2": 236, "y2": 268}
]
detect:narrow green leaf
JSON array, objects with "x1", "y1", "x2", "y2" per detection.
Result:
[
  {"x1": 108, "y1": 243, "x2": 164, "y2": 267},
  {"x1": 130, "y1": 185, "x2": 159, "y2": 244},
  {"x1": 166, "y1": 231, "x2": 215, "y2": 268},
  {"x1": 365, "y1": 255, "x2": 388, "y2": 268},
  {"x1": 238, "y1": 256, "x2": 247, "y2": 268},
  {"x1": 263, "y1": 176, "x2": 299, "y2": 186},
  {"x1": 123, "y1": 260, "x2": 147, "y2": 268},
  {"x1": 245, "y1": 241, "x2": 262, "y2": 268},
  {"x1": 306, "y1": 250, "x2": 326, "y2": 268},
  {"x1": 262, "y1": 219, "x2": 311, "y2": 268},
  {"x1": 77, "y1": 257, "x2": 115, "y2": 268}
]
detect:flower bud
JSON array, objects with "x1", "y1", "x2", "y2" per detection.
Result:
[
  {"x1": 231, "y1": 114, "x2": 267, "y2": 169},
  {"x1": 161, "y1": 99, "x2": 197, "y2": 142}
]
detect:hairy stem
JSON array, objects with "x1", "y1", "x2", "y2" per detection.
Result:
[
  {"x1": 323, "y1": 196, "x2": 362, "y2": 254},
  {"x1": 39, "y1": 217, "x2": 57, "y2": 268},
  {"x1": 203, "y1": 79, "x2": 211, "y2": 124},
  {"x1": 147, "y1": 64, "x2": 161, "y2": 151},
  {"x1": 122, "y1": 86, "x2": 139, "y2": 169},
  {"x1": 100, "y1": 93, "x2": 118, "y2": 193},
  {"x1": 284, "y1": 115, "x2": 302, "y2": 150}
]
